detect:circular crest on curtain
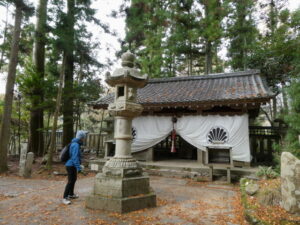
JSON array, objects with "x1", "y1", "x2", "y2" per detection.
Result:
[{"x1": 207, "y1": 126, "x2": 229, "y2": 144}]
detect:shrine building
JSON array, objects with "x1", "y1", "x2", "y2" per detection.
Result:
[{"x1": 91, "y1": 70, "x2": 273, "y2": 169}]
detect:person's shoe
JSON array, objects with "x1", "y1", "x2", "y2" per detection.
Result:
[
  {"x1": 62, "y1": 198, "x2": 71, "y2": 205},
  {"x1": 68, "y1": 194, "x2": 79, "y2": 199}
]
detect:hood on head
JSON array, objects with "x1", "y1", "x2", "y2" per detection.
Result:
[{"x1": 76, "y1": 130, "x2": 88, "y2": 140}]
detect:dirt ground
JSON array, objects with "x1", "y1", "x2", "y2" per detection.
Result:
[
  {"x1": 0, "y1": 156, "x2": 249, "y2": 225},
  {"x1": 0, "y1": 170, "x2": 248, "y2": 225}
]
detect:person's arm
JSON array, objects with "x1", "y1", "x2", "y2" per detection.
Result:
[{"x1": 70, "y1": 143, "x2": 81, "y2": 172}]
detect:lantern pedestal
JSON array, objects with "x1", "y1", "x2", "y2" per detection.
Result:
[
  {"x1": 85, "y1": 172, "x2": 156, "y2": 213},
  {"x1": 86, "y1": 51, "x2": 156, "y2": 213}
]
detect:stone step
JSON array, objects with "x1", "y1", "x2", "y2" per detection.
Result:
[{"x1": 88, "y1": 159, "x2": 257, "y2": 182}]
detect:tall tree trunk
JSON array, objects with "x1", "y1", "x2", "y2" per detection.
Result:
[
  {"x1": 188, "y1": 32, "x2": 192, "y2": 76},
  {"x1": 43, "y1": 111, "x2": 51, "y2": 156},
  {"x1": 28, "y1": 0, "x2": 48, "y2": 156},
  {"x1": 272, "y1": 96, "x2": 277, "y2": 119},
  {"x1": 18, "y1": 94, "x2": 21, "y2": 155},
  {"x1": 0, "y1": 2, "x2": 9, "y2": 71},
  {"x1": 269, "y1": 0, "x2": 277, "y2": 36},
  {"x1": 96, "y1": 109, "x2": 105, "y2": 157},
  {"x1": 281, "y1": 82, "x2": 289, "y2": 112},
  {"x1": 243, "y1": 36, "x2": 247, "y2": 70},
  {"x1": 75, "y1": 58, "x2": 83, "y2": 134},
  {"x1": 205, "y1": 40, "x2": 212, "y2": 74},
  {"x1": 46, "y1": 56, "x2": 65, "y2": 169},
  {"x1": 0, "y1": 4, "x2": 23, "y2": 173},
  {"x1": 236, "y1": 0, "x2": 247, "y2": 70},
  {"x1": 62, "y1": 0, "x2": 75, "y2": 146}
]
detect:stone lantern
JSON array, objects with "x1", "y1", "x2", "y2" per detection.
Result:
[{"x1": 86, "y1": 51, "x2": 156, "y2": 213}]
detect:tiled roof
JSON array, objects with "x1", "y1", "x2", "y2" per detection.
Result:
[{"x1": 91, "y1": 70, "x2": 273, "y2": 109}]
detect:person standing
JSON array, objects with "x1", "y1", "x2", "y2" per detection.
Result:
[{"x1": 62, "y1": 130, "x2": 87, "y2": 205}]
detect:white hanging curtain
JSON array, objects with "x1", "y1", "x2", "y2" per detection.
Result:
[
  {"x1": 176, "y1": 114, "x2": 250, "y2": 162},
  {"x1": 131, "y1": 116, "x2": 173, "y2": 153},
  {"x1": 131, "y1": 114, "x2": 250, "y2": 162}
]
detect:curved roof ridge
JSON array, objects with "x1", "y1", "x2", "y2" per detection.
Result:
[
  {"x1": 90, "y1": 69, "x2": 272, "y2": 110},
  {"x1": 149, "y1": 70, "x2": 260, "y2": 83}
]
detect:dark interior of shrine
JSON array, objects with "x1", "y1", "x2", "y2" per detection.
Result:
[{"x1": 153, "y1": 134, "x2": 198, "y2": 161}]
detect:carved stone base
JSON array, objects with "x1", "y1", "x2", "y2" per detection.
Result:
[
  {"x1": 86, "y1": 173, "x2": 156, "y2": 213},
  {"x1": 102, "y1": 157, "x2": 143, "y2": 177},
  {"x1": 104, "y1": 157, "x2": 139, "y2": 168},
  {"x1": 86, "y1": 192, "x2": 156, "y2": 213}
]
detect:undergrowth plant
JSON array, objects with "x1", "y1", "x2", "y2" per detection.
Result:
[{"x1": 256, "y1": 166, "x2": 279, "y2": 179}]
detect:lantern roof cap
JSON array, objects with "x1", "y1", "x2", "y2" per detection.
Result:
[
  {"x1": 105, "y1": 51, "x2": 148, "y2": 87},
  {"x1": 121, "y1": 51, "x2": 135, "y2": 68}
]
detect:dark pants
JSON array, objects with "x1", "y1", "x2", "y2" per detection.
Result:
[{"x1": 63, "y1": 166, "x2": 77, "y2": 198}]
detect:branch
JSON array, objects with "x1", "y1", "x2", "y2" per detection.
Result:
[{"x1": 261, "y1": 107, "x2": 273, "y2": 126}]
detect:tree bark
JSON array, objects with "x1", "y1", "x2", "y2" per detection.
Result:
[
  {"x1": 281, "y1": 82, "x2": 289, "y2": 112},
  {"x1": 46, "y1": 55, "x2": 65, "y2": 169},
  {"x1": 0, "y1": 2, "x2": 9, "y2": 71},
  {"x1": 97, "y1": 108, "x2": 106, "y2": 156},
  {"x1": 272, "y1": 96, "x2": 277, "y2": 119},
  {"x1": 261, "y1": 108, "x2": 273, "y2": 126},
  {"x1": 62, "y1": 0, "x2": 75, "y2": 146},
  {"x1": 269, "y1": 0, "x2": 277, "y2": 36},
  {"x1": 28, "y1": 0, "x2": 48, "y2": 156},
  {"x1": 205, "y1": 40, "x2": 212, "y2": 75},
  {"x1": 0, "y1": 4, "x2": 23, "y2": 173}
]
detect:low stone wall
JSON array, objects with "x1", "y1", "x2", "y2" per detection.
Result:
[
  {"x1": 281, "y1": 152, "x2": 300, "y2": 214},
  {"x1": 132, "y1": 148, "x2": 153, "y2": 161}
]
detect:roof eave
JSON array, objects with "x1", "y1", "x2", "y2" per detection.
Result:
[{"x1": 92, "y1": 96, "x2": 272, "y2": 110}]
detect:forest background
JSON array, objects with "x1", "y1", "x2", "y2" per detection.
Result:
[{"x1": 0, "y1": 0, "x2": 299, "y2": 172}]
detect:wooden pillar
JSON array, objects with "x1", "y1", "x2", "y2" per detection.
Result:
[
  {"x1": 197, "y1": 149, "x2": 204, "y2": 164},
  {"x1": 267, "y1": 138, "x2": 273, "y2": 162},
  {"x1": 227, "y1": 167, "x2": 231, "y2": 183},
  {"x1": 260, "y1": 137, "x2": 264, "y2": 161}
]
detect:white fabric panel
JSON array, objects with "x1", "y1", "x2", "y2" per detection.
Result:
[
  {"x1": 176, "y1": 115, "x2": 250, "y2": 162},
  {"x1": 131, "y1": 114, "x2": 250, "y2": 162},
  {"x1": 131, "y1": 116, "x2": 173, "y2": 153}
]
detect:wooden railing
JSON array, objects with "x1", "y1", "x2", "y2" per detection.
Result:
[
  {"x1": 85, "y1": 133, "x2": 107, "y2": 152},
  {"x1": 249, "y1": 126, "x2": 285, "y2": 165},
  {"x1": 249, "y1": 126, "x2": 282, "y2": 137},
  {"x1": 44, "y1": 132, "x2": 107, "y2": 153}
]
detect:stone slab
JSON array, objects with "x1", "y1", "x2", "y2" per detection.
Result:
[
  {"x1": 132, "y1": 148, "x2": 153, "y2": 162},
  {"x1": 86, "y1": 192, "x2": 156, "y2": 213},
  {"x1": 93, "y1": 173, "x2": 151, "y2": 198},
  {"x1": 281, "y1": 152, "x2": 300, "y2": 214},
  {"x1": 24, "y1": 152, "x2": 34, "y2": 178}
]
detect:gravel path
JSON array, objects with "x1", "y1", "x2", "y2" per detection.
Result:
[{"x1": 0, "y1": 175, "x2": 247, "y2": 225}]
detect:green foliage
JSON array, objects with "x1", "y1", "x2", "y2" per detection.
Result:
[
  {"x1": 256, "y1": 166, "x2": 279, "y2": 179},
  {"x1": 125, "y1": 0, "x2": 148, "y2": 48},
  {"x1": 123, "y1": 0, "x2": 225, "y2": 77},
  {"x1": 1, "y1": 0, "x2": 300, "y2": 159},
  {"x1": 283, "y1": 78, "x2": 300, "y2": 158},
  {"x1": 226, "y1": 0, "x2": 258, "y2": 70},
  {"x1": 248, "y1": 7, "x2": 299, "y2": 94},
  {"x1": 17, "y1": 59, "x2": 57, "y2": 112},
  {"x1": 271, "y1": 8, "x2": 300, "y2": 159}
]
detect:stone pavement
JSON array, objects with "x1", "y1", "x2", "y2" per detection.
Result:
[{"x1": 0, "y1": 175, "x2": 247, "y2": 225}]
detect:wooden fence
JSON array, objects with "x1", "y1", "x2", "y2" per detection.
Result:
[
  {"x1": 249, "y1": 126, "x2": 284, "y2": 165},
  {"x1": 44, "y1": 132, "x2": 107, "y2": 153}
]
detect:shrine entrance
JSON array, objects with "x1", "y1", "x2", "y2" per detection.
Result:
[{"x1": 153, "y1": 134, "x2": 197, "y2": 161}]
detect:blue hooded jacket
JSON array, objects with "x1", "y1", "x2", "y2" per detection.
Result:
[{"x1": 65, "y1": 138, "x2": 82, "y2": 171}]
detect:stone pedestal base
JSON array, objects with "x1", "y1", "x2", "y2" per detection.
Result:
[
  {"x1": 86, "y1": 192, "x2": 156, "y2": 213},
  {"x1": 86, "y1": 172, "x2": 156, "y2": 213}
]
